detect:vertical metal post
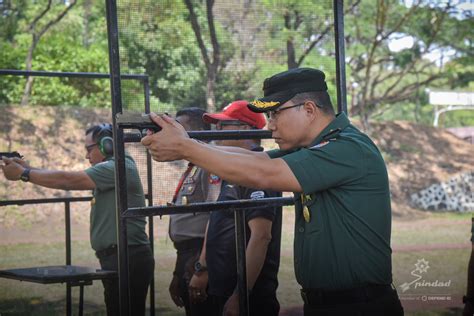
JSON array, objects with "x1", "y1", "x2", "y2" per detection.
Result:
[
  {"x1": 144, "y1": 77, "x2": 155, "y2": 316},
  {"x1": 79, "y1": 285, "x2": 84, "y2": 316},
  {"x1": 105, "y1": 0, "x2": 130, "y2": 315},
  {"x1": 234, "y1": 209, "x2": 249, "y2": 316},
  {"x1": 65, "y1": 201, "x2": 72, "y2": 316},
  {"x1": 334, "y1": 0, "x2": 348, "y2": 114}
]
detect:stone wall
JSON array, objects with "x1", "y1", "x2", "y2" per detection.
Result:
[{"x1": 410, "y1": 171, "x2": 473, "y2": 212}]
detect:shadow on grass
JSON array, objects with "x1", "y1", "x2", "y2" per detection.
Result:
[
  {"x1": 0, "y1": 297, "x2": 105, "y2": 316},
  {"x1": 0, "y1": 297, "x2": 186, "y2": 316}
]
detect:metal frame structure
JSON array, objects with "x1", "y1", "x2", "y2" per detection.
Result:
[
  {"x1": 0, "y1": 69, "x2": 156, "y2": 315},
  {"x1": 105, "y1": 0, "x2": 348, "y2": 315},
  {"x1": 0, "y1": 0, "x2": 348, "y2": 314},
  {"x1": 0, "y1": 197, "x2": 92, "y2": 315}
]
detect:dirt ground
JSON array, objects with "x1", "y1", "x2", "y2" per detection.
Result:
[{"x1": 0, "y1": 104, "x2": 473, "y2": 245}]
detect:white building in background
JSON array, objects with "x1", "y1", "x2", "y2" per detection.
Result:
[{"x1": 428, "y1": 90, "x2": 474, "y2": 143}]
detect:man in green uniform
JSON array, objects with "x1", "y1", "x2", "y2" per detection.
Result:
[
  {"x1": 1, "y1": 124, "x2": 154, "y2": 316},
  {"x1": 141, "y1": 68, "x2": 403, "y2": 315}
]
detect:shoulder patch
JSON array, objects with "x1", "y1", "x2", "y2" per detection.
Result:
[
  {"x1": 309, "y1": 141, "x2": 330, "y2": 149},
  {"x1": 250, "y1": 191, "x2": 265, "y2": 199}
]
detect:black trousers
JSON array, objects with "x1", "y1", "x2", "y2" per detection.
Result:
[
  {"x1": 208, "y1": 292, "x2": 280, "y2": 316},
  {"x1": 303, "y1": 287, "x2": 404, "y2": 316},
  {"x1": 97, "y1": 244, "x2": 155, "y2": 316},
  {"x1": 174, "y1": 240, "x2": 212, "y2": 316}
]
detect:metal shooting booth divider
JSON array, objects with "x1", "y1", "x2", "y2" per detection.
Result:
[
  {"x1": 105, "y1": 0, "x2": 348, "y2": 315},
  {"x1": 0, "y1": 69, "x2": 155, "y2": 316}
]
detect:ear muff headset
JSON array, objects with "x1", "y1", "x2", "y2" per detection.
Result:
[{"x1": 96, "y1": 123, "x2": 114, "y2": 157}]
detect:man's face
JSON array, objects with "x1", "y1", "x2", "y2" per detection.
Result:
[
  {"x1": 85, "y1": 132, "x2": 105, "y2": 166},
  {"x1": 266, "y1": 101, "x2": 309, "y2": 150},
  {"x1": 215, "y1": 120, "x2": 250, "y2": 147}
]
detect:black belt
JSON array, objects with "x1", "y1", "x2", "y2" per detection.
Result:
[
  {"x1": 173, "y1": 238, "x2": 204, "y2": 251},
  {"x1": 95, "y1": 244, "x2": 148, "y2": 259},
  {"x1": 301, "y1": 284, "x2": 395, "y2": 307}
]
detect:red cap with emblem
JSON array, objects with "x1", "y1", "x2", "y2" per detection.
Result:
[{"x1": 203, "y1": 100, "x2": 266, "y2": 129}]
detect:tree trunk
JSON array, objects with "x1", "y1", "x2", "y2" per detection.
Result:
[
  {"x1": 206, "y1": 71, "x2": 216, "y2": 112},
  {"x1": 20, "y1": 0, "x2": 76, "y2": 106},
  {"x1": 83, "y1": 0, "x2": 92, "y2": 48},
  {"x1": 287, "y1": 39, "x2": 297, "y2": 69},
  {"x1": 360, "y1": 110, "x2": 371, "y2": 133},
  {"x1": 21, "y1": 35, "x2": 37, "y2": 106}
]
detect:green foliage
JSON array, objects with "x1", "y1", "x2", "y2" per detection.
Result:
[
  {"x1": 0, "y1": 0, "x2": 28, "y2": 42},
  {"x1": 345, "y1": 0, "x2": 473, "y2": 128},
  {"x1": 0, "y1": 0, "x2": 110, "y2": 107},
  {"x1": 0, "y1": 0, "x2": 471, "y2": 127},
  {"x1": 116, "y1": 0, "x2": 205, "y2": 111}
]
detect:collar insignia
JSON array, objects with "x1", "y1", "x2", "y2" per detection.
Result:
[{"x1": 310, "y1": 141, "x2": 329, "y2": 149}]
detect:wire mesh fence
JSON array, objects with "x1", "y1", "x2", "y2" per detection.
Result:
[{"x1": 0, "y1": 0, "x2": 342, "y2": 315}]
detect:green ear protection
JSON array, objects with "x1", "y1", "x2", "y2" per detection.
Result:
[{"x1": 96, "y1": 124, "x2": 114, "y2": 157}]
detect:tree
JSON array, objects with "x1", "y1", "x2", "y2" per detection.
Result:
[
  {"x1": 345, "y1": 0, "x2": 472, "y2": 130},
  {"x1": 262, "y1": 0, "x2": 359, "y2": 69},
  {"x1": 184, "y1": 0, "x2": 220, "y2": 112},
  {"x1": 20, "y1": 0, "x2": 77, "y2": 106},
  {"x1": 117, "y1": 0, "x2": 206, "y2": 111},
  {"x1": 0, "y1": 0, "x2": 110, "y2": 107}
]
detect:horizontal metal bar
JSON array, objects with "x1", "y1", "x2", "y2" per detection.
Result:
[
  {"x1": 0, "y1": 196, "x2": 93, "y2": 206},
  {"x1": 123, "y1": 130, "x2": 273, "y2": 143},
  {"x1": 123, "y1": 197, "x2": 295, "y2": 218},
  {"x1": 0, "y1": 69, "x2": 147, "y2": 80}
]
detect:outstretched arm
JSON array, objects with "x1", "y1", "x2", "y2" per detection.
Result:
[
  {"x1": 141, "y1": 114, "x2": 301, "y2": 192},
  {"x1": 1, "y1": 157, "x2": 95, "y2": 190}
]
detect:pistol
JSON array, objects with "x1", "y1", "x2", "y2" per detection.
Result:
[
  {"x1": 116, "y1": 112, "x2": 162, "y2": 137},
  {"x1": 0, "y1": 151, "x2": 23, "y2": 160}
]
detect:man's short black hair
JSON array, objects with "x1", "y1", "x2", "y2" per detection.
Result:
[
  {"x1": 291, "y1": 91, "x2": 335, "y2": 116},
  {"x1": 86, "y1": 124, "x2": 112, "y2": 143},
  {"x1": 176, "y1": 107, "x2": 210, "y2": 130}
]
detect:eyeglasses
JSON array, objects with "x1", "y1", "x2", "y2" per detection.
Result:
[
  {"x1": 85, "y1": 143, "x2": 98, "y2": 153},
  {"x1": 265, "y1": 103, "x2": 305, "y2": 121}
]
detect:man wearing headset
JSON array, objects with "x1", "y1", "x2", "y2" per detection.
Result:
[{"x1": 1, "y1": 124, "x2": 155, "y2": 316}]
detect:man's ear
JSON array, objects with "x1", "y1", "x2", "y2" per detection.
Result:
[{"x1": 303, "y1": 101, "x2": 318, "y2": 120}]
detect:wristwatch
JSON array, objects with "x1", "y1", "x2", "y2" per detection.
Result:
[
  {"x1": 20, "y1": 168, "x2": 31, "y2": 182},
  {"x1": 194, "y1": 261, "x2": 207, "y2": 273}
]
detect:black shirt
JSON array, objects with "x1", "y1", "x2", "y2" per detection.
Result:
[{"x1": 206, "y1": 169, "x2": 282, "y2": 297}]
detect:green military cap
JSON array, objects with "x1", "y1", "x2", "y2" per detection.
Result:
[{"x1": 248, "y1": 68, "x2": 328, "y2": 113}]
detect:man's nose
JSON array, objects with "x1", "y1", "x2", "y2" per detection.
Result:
[{"x1": 267, "y1": 119, "x2": 276, "y2": 131}]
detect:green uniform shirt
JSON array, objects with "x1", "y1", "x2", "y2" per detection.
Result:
[
  {"x1": 268, "y1": 113, "x2": 392, "y2": 290},
  {"x1": 85, "y1": 155, "x2": 149, "y2": 252}
]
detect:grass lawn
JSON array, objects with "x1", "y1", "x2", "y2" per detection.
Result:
[{"x1": 0, "y1": 210, "x2": 471, "y2": 315}]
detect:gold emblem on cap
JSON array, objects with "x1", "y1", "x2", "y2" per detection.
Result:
[
  {"x1": 181, "y1": 196, "x2": 188, "y2": 205},
  {"x1": 250, "y1": 100, "x2": 280, "y2": 109}
]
